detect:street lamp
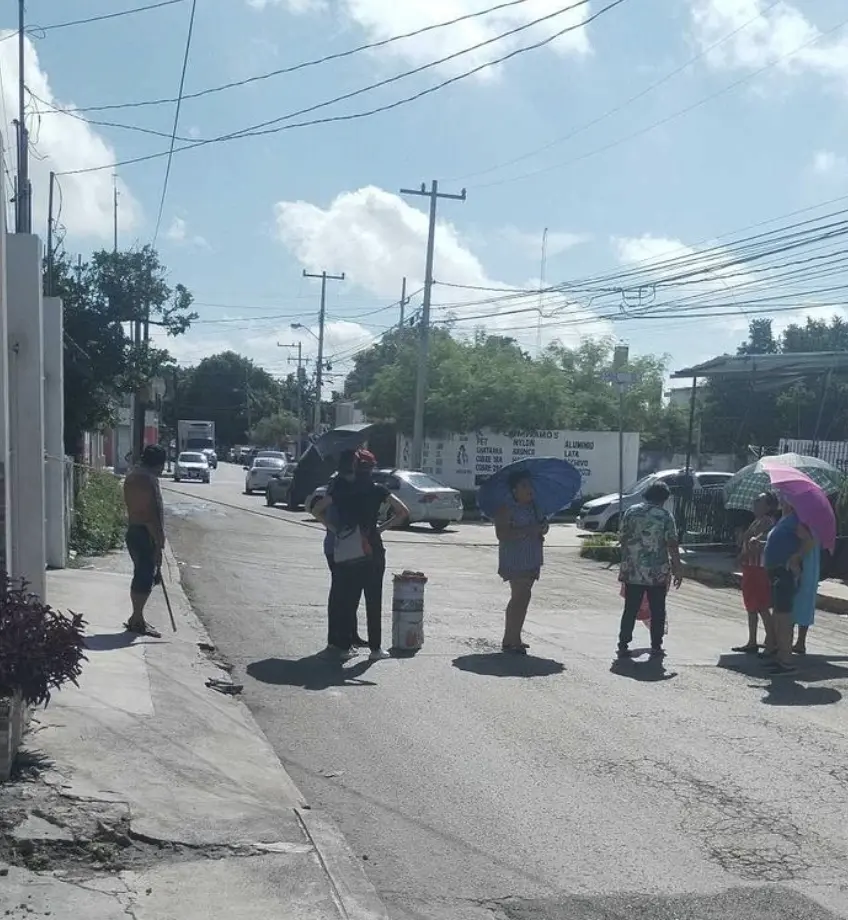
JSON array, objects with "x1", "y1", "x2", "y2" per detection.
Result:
[{"x1": 291, "y1": 322, "x2": 319, "y2": 342}]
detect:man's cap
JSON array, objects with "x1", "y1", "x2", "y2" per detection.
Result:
[
  {"x1": 355, "y1": 448, "x2": 377, "y2": 468},
  {"x1": 141, "y1": 444, "x2": 167, "y2": 466}
]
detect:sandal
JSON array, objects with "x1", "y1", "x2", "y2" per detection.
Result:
[
  {"x1": 124, "y1": 620, "x2": 162, "y2": 639},
  {"x1": 792, "y1": 644, "x2": 807, "y2": 656},
  {"x1": 732, "y1": 643, "x2": 760, "y2": 654},
  {"x1": 501, "y1": 644, "x2": 527, "y2": 655}
]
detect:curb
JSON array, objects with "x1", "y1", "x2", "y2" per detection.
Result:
[
  {"x1": 163, "y1": 541, "x2": 391, "y2": 920},
  {"x1": 682, "y1": 561, "x2": 848, "y2": 616}
]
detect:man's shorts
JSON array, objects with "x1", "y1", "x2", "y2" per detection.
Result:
[
  {"x1": 768, "y1": 565, "x2": 797, "y2": 614},
  {"x1": 126, "y1": 525, "x2": 157, "y2": 594}
]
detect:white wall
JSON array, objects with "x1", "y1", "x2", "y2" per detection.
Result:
[
  {"x1": 397, "y1": 429, "x2": 641, "y2": 497},
  {"x1": 6, "y1": 234, "x2": 45, "y2": 599},
  {"x1": 0, "y1": 155, "x2": 8, "y2": 572}
]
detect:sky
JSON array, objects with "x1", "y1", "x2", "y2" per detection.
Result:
[{"x1": 1, "y1": 0, "x2": 847, "y2": 393}]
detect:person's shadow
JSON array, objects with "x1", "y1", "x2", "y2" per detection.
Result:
[
  {"x1": 610, "y1": 650, "x2": 677, "y2": 682},
  {"x1": 247, "y1": 655, "x2": 377, "y2": 691},
  {"x1": 84, "y1": 632, "x2": 158, "y2": 651},
  {"x1": 718, "y1": 652, "x2": 846, "y2": 706},
  {"x1": 451, "y1": 653, "x2": 564, "y2": 678}
]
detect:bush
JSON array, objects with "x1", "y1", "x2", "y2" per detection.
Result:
[
  {"x1": 579, "y1": 533, "x2": 621, "y2": 564},
  {"x1": 70, "y1": 469, "x2": 126, "y2": 556},
  {"x1": 0, "y1": 575, "x2": 87, "y2": 706}
]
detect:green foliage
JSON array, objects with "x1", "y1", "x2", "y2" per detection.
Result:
[
  {"x1": 346, "y1": 330, "x2": 684, "y2": 448},
  {"x1": 579, "y1": 533, "x2": 621, "y2": 563},
  {"x1": 250, "y1": 411, "x2": 300, "y2": 448},
  {"x1": 52, "y1": 248, "x2": 196, "y2": 454},
  {"x1": 70, "y1": 470, "x2": 126, "y2": 556},
  {"x1": 700, "y1": 316, "x2": 848, "y2": 453},
  {"x1": 168, "y1": 352, "x2": 308, "y2": 447}
]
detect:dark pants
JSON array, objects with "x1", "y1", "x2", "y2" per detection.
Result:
[
  {"x1": 618, "y1": 583, "x2": 668, "y2": 650},
  {"x1": 126, "y1": 525, "x2": 156, "y2": 595},
  {"x1": 327, "y1": 555, "x2": 385, "y2": 651}
]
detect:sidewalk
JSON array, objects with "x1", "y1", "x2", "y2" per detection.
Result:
[
  {"x1": 681, "y1": 548, "x2": 848, "y2": 616},
  {"x1": 0, "y1": 547, "x2": 388, "y2": 920}
]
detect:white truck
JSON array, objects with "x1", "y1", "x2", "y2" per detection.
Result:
[{"x1": 177, "y1": 420, "x2": 216, "y2": 465}]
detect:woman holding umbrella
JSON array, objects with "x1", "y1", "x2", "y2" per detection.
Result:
[{"x1": 478, "y1": 458, "x2": 582, "y2": 655}]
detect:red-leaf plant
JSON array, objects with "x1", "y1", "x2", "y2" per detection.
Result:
[{"x1": 0, "y1": 573, "x2": 87, "y2": 707}]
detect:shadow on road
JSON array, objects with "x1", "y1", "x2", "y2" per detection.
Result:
[
  {"x1": 451, "y1": 653, "x2": 564, "y2": 678},
  {"x1": 718, "y1": 653, "x2": 846, "y2": 706},
  {"x1": 610, "y1": 656, "x2": 677, "y2": 682},
  {"x1": 84, "y1": 631, "x2": 159, "y2": 652},
  {"x1": 247, "y1": 655, "x2": 378, "y2": 690}
]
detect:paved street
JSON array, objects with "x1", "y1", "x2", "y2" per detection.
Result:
[{"x1": 164, "y1": 463, "x2": 848, "y2": 920}]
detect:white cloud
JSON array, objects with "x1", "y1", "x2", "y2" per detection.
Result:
[
  {"x1": 251, "y1": 0, "x2": 591, "y2": 75},
  {"x1": 690, "y1": 0, "x2": 848, "y2": 87},
  {"x1": 166, "y1": 215, "x2": 210, "y2": 249},
  {"x1": 810, "y1": 150, "x2": 848, "y2": 178},
  {"x1": 0, "y1": 33, "x2": 141, "y2": 241},
  {"x1": 500, "y1": 226, "x2": 591, "y2": 258},
  {"x1": 274, "y1": 185, "x2": 611, "y2": 351}
]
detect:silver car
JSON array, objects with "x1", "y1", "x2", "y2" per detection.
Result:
[
  {"x1": 174, "y1": 451, "x2": 211, "y2": 483},
  {"x1": 307, "y1": 469, "x2": 463, "y2": 531},
  {"x1": 245, "y1": 457, "x2": 288, "y2": 495}
]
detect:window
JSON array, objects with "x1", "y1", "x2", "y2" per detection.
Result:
[{"x1": 400, "y1": 471, "x2": 448, "y2": 489}]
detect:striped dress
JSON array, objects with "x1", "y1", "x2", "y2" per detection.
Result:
[{"x1": 498, "y1": 501, "x2": 544, "y2": 581}]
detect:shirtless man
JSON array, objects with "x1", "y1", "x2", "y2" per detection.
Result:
[{"x1": 123, "y1": 444, "x2": 167, "y2": 638}]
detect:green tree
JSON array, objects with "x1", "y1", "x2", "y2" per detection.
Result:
[
  {"x1": 54, "y1": 248, "x2": 196, "y2": 455},
  {"x1": 250, "y1": 411, "x2": 300, "y2": 448}
]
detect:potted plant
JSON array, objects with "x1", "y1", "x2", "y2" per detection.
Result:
[{"x1": 0, "y1": 574, "x2": 86, "y2": 781}]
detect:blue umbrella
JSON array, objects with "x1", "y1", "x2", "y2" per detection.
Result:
[{"x1": 476, "y1": 457, "x2": 583, "y2": 519}]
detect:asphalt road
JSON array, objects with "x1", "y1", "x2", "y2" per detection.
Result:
[{"x1": 163, "y1": 463, "x2": 848, "y2": 920}]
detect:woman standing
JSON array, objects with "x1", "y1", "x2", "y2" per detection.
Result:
[
  {"x1": 315, "y1": 449, "x2": 409, "y2": 660},
  {"x1": 791, "y1": 535, "x2": 820, "y2": 656},
  {"x1": 494, "y1": 470, "x2": 547, "y2": 654},
  {"x1": 733, "y1": 492, "x2": 778, "y2": 654}
]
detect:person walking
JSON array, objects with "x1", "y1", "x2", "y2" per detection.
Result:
[
  {"x1": 494, "y1": 469, "x2": 548, "y2": 654},
  {"x1": 314, "y1": 449, "x2": 409, "y2": 660},
  {"x1": 763, "y1": 496, "x2": 816, "y2": 675},
  {"x1": 617, "y1": 482, "x2": 683, "y2": 660},
  {"x1": 732, "y1": 492, "x2": 778, "y2": 654},
  {"x1": 122, "y1": 444, "x2": 167, "y2": 638}
]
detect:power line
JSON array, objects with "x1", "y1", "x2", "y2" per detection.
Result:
[
  {"x1": 152, "y1": 0, "x2": 198, "y2": 247},
  {"x1": 56, "y1": 0, "x2": 628, "y2": 177},
  {"x1": 0, "y1": 0, "x2": 187, "y2": 41},
  {"x1": 60, "y1": 0, "x2": 549, "y2": 114}
]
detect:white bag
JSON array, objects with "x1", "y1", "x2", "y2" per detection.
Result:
[{"x1": 334, "y1": 525, "x2": 369, "y2": 565}]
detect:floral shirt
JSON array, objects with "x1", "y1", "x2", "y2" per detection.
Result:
[{"x1": 619, "y1": 501, "x2": 677, "y2": 586}]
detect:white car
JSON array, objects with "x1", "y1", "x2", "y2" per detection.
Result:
[
  {"x1": 174, "y1": 451, "x2": 211, "y2": 484},
  {"x1": 577, "y1": 469, "x2": 734, "y2": 533},
  {"x1": 245, "y1": 457, "x2": 288, "y2": 495},
  {"x1": 307, "y1": 468, "x2": 464, "y2": 531}
]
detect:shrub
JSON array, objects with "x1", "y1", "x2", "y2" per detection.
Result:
[
  {"x1": 579, "y1": 533, "x2": 621, "y2": 564},
  {"x1": 0, "y1": 575, "x2": 87, "y2": 706},
  {"x1": 71, "y1": 469, "x2": 126, "y2": 556}
]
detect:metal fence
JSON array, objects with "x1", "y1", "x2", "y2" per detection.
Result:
[
  {"x1": 672, "y1": 487, "x2": 738, "y2": 547},
  {"x1": 778, "y1": 438, "x2": 848, "y2": 474}
]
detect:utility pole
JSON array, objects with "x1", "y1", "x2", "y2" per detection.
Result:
[
  {"x1": 399, "y1": 276, "x2": 408, "y2": 329},
  {"x1": 279, "y1": 341, "x2": 306, "y2": 458},
  {"x1": 46, "y1": 171, "x2": 55, "y2": 296},
  {"x1": 15, "y1": 0, "x2": 30, "y2": 233},
  {"x1": 113, "y1": 174, "x2": 119, "y2": 253},
  {"x1": 302, "y1": 269, "x2": 344, "y2": 434},
  {"x1": 400, "y1": 180, "x2": 466, "y2": 470}
]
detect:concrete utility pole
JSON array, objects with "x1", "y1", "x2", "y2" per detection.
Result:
[
  {"x1": 302, "y1": 269, "x2": 344, "y2": 434},
  {"x1": 400, "y1": 180, "x2": 466, "y2": 470},
  {"x1": 399, "y1": 276, "x2": 408, "y2": 329},
  {"x1": 279, "y1": 341, "x2": 306, "y2": 458},
  {"x1": 113, "y1": 174, "x2": 119, "y2": 253},
  {"x1": 15, "y1": 0, "x2": 31, "y2": 233},
  {"x1": 46, "y1": 171, "x2": 55, "y2": 296}
]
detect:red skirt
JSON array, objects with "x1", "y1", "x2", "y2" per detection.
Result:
[{"x1": 741, "y1": 565, "x2": 771, "y2": 612}]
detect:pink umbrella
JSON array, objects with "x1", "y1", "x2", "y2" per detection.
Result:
[{"x1": 766, "y1": 465, "x2": 837, "y2": 552}]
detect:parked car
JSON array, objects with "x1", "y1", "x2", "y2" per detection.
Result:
[
  {"x1": 202, "y1": 448, "x2": 218, "y2": 469},
  {"x1": 304, "y1": 469, "x2": 463, "y2": 531},
  {"x1": 174, "y1": 451, "x2": 211, "y2": 484},
  {"x1": 245, "y1": 456, "x2": 288, "y2": 494},
  {"x1": 577, "y1": 469, "x2": 734, "y2": 533}
]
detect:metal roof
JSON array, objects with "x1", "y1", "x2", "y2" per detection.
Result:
[{"x1": 671, "y1": 351, "x2": 848, "y2": 380}]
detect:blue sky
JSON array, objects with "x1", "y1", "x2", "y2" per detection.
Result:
[{"x1": 2, "y1": 0, "x2": 847, "y2": 391}]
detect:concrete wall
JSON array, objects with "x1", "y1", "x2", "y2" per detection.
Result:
[
  {"x1": 0, "y1": 162, "x2": 8, "y2": 573},
  {"x1": 6, "y1": 234, "x2": 45, "y2": 600},
  {"x1": 43, "y1": 296, "x2": 66, "y2": 568}
]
